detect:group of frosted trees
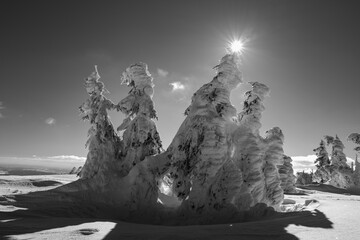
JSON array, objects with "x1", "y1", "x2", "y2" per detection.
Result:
[
  {"x1": 73, "y1": 51, "x2": 297, "y2": 222},
  {"x1": 347, "y1": 133, "x2": 360, "y2": 186},
  {"x1": 78, "y1": 64, "x2": 162, "y2": 180},
  {"x1": 313, "y1": 135, "x2": 350, "y2": 169},
  {"x1": 311, "y1": 134, "x2": 360, "y2": 188}
]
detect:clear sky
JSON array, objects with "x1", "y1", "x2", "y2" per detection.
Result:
[{"x1": 1, "y1": 0, "x2": 360, "y2": 170}]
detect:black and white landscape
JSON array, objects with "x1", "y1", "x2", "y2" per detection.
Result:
[{"x1": 1, "y1": 1, "x2": 360, "y2": 239}]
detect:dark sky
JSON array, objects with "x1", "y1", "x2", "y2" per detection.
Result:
[{"x1": 1, "y1": 0, "x2": 360, "y2": 167}]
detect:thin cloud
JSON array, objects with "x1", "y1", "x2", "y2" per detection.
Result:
[
  {"x1": 45, "y1": 117, "x2": 56, "y2": 125},
  {"x1": 49, "y1": 155, "x2": 86, "y2": 161},
  {"x1": 0, "y1": 101, "x2": 5, "y2": 118},
  {"x1": 170, "y1": 81, "x2": 185, "y2": 91},
  {"x1": 157, "y1": 68, "x2": 169, "y2": 78},
  {"x1": 165, "y1": 76, "x2": 198, "y2": 102}
]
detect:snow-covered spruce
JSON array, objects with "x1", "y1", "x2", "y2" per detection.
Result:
[
  {"x1": 296, "y1": 171, "x2": 313, "y2": 185},
  {"x1": 347, "y1": 133, "x2": 360, "y2": 186},
  {"x1": 232, "y1": 82, "x2": 284, "y2": 211},
  {"x1": 163, "y1": 53, "x2": 242, "y2": 214},
  {"x1": 313, "y1": 135, "x2": 353, "y2": 188},
  {"x1": 60, "y1": 54, "x2": 288, "y2": 223},
  {"x1": 313, "y1": 140, "x2": 330, "y2": 168},
  {"x1": 261, "y1": 127, "x2": 285, "y2": 208},
  {"x1": 117, "y1": 62, "x2": 163, "y2": 176},
  {"x1": 327, "y1": 135, "x2": 349, "y2": 168},
  {"x1": 237, "y1": 82, "x2": 269, "y2": 132},
  {"x1": 57, "y1": 63, "x2": 166, "y2": 222},
  {"x1": 78, "y1": 66, "x2": 120, "y2": 180},
  {"x1": 278, "y1": 155, "x2": 296, "y2": 193}
]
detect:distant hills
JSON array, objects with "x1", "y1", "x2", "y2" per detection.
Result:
[{"x1": 0, "y1": 163, "x2": 81, "y2": 176}]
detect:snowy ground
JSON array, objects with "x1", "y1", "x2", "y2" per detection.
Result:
[{"x1": 0, "y1": 175, "x2": 360, "y2": 240}]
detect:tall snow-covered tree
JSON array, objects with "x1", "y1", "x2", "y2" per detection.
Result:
[
  {"x1": 313, "y1": 140, "x2": 330, "y2": 168},
  {"x1": 117, "y1": 62, "x2": 163, "y2": 175},
  {"x1": 313, "y1": 135, "x2": 353, "y2": 188},
  {"x1": 238, "y1": 82, "x2": 269, "y2": 132},
  {"x1": 347, "y1": 133, "x2": 360, "y2": 186},
  {"x1": 79, "y1": 66, "x2": 120, "y2": 179},
  {"x1": 159, "y1": 52, "x2": 243, "y2": 215},
  {"x1": 330, "y1": 135, "x2": 349, "y2": 168},
  {"x1": 232, "y1": 81, "x2": 284, "y2": 211},
  {"x1": 278, "y1": 155, "x2": 297, "y2": 193}
]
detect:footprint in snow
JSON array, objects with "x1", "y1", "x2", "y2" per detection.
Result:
[{"x1": 77, "y1": 228, "x2": 99, "y2": 235}]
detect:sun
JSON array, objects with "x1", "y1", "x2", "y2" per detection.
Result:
[{"x1": 230, "y1": 40, "x2": 244, "y2": 53}]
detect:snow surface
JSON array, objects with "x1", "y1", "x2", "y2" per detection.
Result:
[{"x1": 1, "y1": 175, "x2": 360, "y2": 239}]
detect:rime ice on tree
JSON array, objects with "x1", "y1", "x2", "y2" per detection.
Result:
[
  {"x1": 327, "y1": 135, "x2": 349, "y2": 168},
  {"x1": 238, "y1": 82, "x2": 269, "y2": 131},
  {"x1": 117, "y1": 63, "x2": 162, "y2": 175},
  {"x1": 296, "y1": 171, "x2": 313, "y2": 185},
  {"x1": 79, "y1": 66, "x2": 120, "y2": 179},
  {"x1": 232, "y1": 82, "x2": 284, "y2": 210},
  {"x1": 313, "y1": 135, "x2": 353, "y2": 188},
  {"x1": 163, "y1": 52, "x2": 285, "y2": 215},
  {"x1": 347, "y1": 133, "x2": 360, "y2": 186},
  {"x1": 66, "y1": 49, "x2": 290, "y2": 224},
  {"x1": 313, "y1": 140, "x2": 330, "y2": 168},
  {"x1": 278, "y1": 155, "x2": 296, "y2": 193},
  {"x1": 163, "y1": 52, "x2": 242, "y2": 214}
]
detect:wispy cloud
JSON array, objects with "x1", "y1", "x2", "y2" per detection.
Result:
[
  {"x1": 155, "y1": 71, "x2": 198, "y2": 102},
  {"x1": 166, "y1": 76, "x2": 198, "y2": 102},
  {"x1": 45, "y1": 117, "x2": 56, "y2": 125},
  {"x1": 0, "y1": 101, "x2": 5, "y2": 118},
  {"x1": 170, "y1": 81, "x2": 185, "y2": 91},
  {"x1": 157, "y1": 68, "x2": 169, "y2": 78},
  {"x1": 49, "y1": 155, "x2": 86, "y2": 161},
  {"x1": 291, "y1": 154, "x2": 355, "y2": 173}
]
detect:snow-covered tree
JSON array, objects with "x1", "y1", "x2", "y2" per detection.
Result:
[
  {"x1": 324, "y1": 135, "x2": 334, "y2": 146},
  {"x1": 278, "y1": 155, "x2": 296, "y2": 193},
  {"x1": 79, "y1": 66, "x2": 120, "y2": 179},
  {"x1": 347, "y1": 133, "x2": 360, "y2": 186},
  {"x1": 348, "y1": 133, "x2": 360, "y2": 153},
  {"x1": 313, "y1": 140, "x2": 330, "y2": 168},
  {"x1": 329, "y1": 135, "x2": 349, "y2": 168},
  {"x1": 262, "y1": 127, "x2": 285, "y2": 207},
  {"x1": 161, "y1": 52, "x2": 242, "y2": 214},
  {"x1": 117, "y1": 62, "x2": 163, "y2": 175},
  {"x1": 313, "y1": 135, "x2": 352, "y2": 188},
  {"x1": 238, "y1": 82, "x2": 269, "y2": 132},
  {"x1": 64, "y1": 51, "x2": 288, "y2": 223},
  {"x1": 296, "y1": 171, "x2": 313, "y2": 185},
  {"x1": 232, "y1": 81, "x2": 284, "y2": 211}
]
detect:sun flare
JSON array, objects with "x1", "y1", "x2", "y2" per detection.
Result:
[{"x1": 230, "y1": 40, "x2": 244, "y2": 53}]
